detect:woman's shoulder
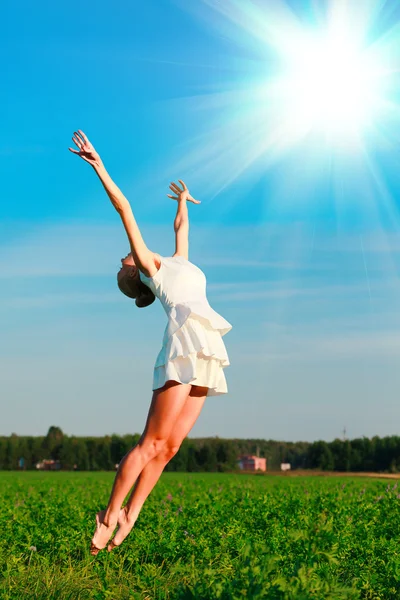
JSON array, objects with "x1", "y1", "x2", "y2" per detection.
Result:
[
  {"x1": 139, "y1": 252, "x2": 162, "y2": 279},
  {"x1": 140, "y1": 253, "x2": 188, "y2": 280}
]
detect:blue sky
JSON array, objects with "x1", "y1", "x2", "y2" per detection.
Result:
[{"x1": 1, "y1": 0, "x2": 400, "y2": 442}]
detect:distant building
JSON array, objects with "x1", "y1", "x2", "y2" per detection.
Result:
[
  {"x1": 238, "y1": 455, "x2": 267, "y2": 472},
  {"x1": 36, "y1": 459, "x2": 61, "y2": 471},
  {"x1": 281, "y1": 463, "x2": 291, "y2": 471}
]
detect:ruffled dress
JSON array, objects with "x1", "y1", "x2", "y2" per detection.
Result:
[{"x1": 139, "y1": 255, "x2": 232, "y2": 396}]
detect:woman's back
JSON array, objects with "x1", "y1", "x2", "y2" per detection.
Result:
[{"x1": 139, "y1": 254, "x2": 232, "y2": 339}]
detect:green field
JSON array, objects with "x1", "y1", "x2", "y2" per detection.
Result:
[{"x1": 2, "y1": 471, "x2": 399, "y2": 599}]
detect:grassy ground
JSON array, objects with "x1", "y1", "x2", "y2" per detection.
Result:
[{"x1": 2, "y1": 471, "x2": 400, "y2": 599}]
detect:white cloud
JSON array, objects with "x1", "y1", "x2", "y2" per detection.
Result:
[
  {"x1": 2, "y1": 221, "x2": 400, "y2": 280},
  {"x1": 0, "y1": 292, "x2": 121, "y2": 309},
  {"x1": 0, "y1": 223, "x2": 125, "y2": 277},
  {"x1": 0, "y1": 222, "x2": 275, "y2": 277},
  {"x1": 2, "y1": 220, "x2": 400, "y2": 439},
  {"x1": 211, "y1": 278, "x2": 400, "y2": 302}
]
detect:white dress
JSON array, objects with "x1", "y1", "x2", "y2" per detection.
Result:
[{"x1": 139, "y1": 254, "x2": 232, "y2": 396}]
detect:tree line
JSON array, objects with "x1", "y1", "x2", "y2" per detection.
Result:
[{"x1": 0, "y1": 426, "x2": 399, "y2": 473}]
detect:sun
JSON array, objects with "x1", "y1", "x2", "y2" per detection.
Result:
[
  {"x1": 275, "y1": 28, "x2": 386, "y2": 146},
  {"x1": 175, "y1": 0, "x2": 399, "y2": 199}
]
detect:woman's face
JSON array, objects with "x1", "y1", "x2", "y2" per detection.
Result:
[{"x1": 117, "y1": 252, "x2": 138, "y2": 284}]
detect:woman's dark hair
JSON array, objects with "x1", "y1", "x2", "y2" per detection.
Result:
[{"x1": 117, "y1": 270, "x2": 155, "y2": 308}]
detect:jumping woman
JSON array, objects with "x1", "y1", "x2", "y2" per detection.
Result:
[{"x1": 69, "y1": 130, "x2": 232, "y2": 554}]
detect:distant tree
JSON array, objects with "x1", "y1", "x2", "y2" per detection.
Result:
[
  {"x1": 59, "y1": 438, "x2": 75, "y2": 470},
  {"x1": 0, "y1": 438, "x2": 6, "y2": 469},
  {"x1": 186, "y1": 444, "x2": 199, "y2": 472},
  {"x1": 72, "y1": 438, "x2": 90, "y2": 470},
  {"x1": 46, "y1": 426, "x2": 64, "y2": 442},
  {"x1": 197, "y1": 443, "x2": 218, "y2": 471},
  {"x1": 329, "y1": 439, "x2": 351, "y2": 472},
  {"x1": 110, "y1": 435, "x2": 129, "y2": 465},
  {"x1": 349, "y1": 438, "x2": 366, "y2": 471},
  {"x1": 356, "y1": 436, "x2": 376, "y2": 471},
  {"x1": 216, "y1": 440, "x2": 238, "y2": 471},
  {"x1": 85, "y1": 438, "x2": 100, "y2": 470},
  {"x1": 5, "y1": 436, "x2": 20, "y2": 470},
  {"x1": 4, "y1": 430, "x2": 400, "y2": 473},
  {"x1": 98, "y1": 437, "x2": 114, "y2": 470},
  {"x1": 307, "y1": 441, "x2": 334, "y2": 471},
  {"x1": 167, "y1": 439, "x2": 189, "y2": 472},
  {"x1": 42, "y1": 426, "x2": 64, "y2": 460},
  {"x1": 287, "y1": 443, "x2": 308, "y2": 469}
]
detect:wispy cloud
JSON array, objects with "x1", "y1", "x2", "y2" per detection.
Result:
[
  {"x1": 0, "y1": 292, "x2": 121, "y2": 310},
  {"x1": 210, "y1": 278, "x2": 400, "y2": 302},
  {"x1": 202, "y1": 257, "x2": 301, "y2": 268},
  {"x1": 2, "y1": 221, "x2": 400, "y2": 279},
  {"x1": 268, "y1": 330, "x2": 400, "y2": 359},
  {"x1": 0, "y1": 223, "x2": 124, "y2": 277}
]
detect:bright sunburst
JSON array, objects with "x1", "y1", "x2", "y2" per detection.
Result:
[
  {"x1": 278, "y1": 28, "x2": 385, "y2": 144},
  {"x1": 173, "y1": 0, "x2": 400, "y2": 209}
]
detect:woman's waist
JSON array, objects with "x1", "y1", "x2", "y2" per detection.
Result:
[
  {"x1": 161, "y1": 300, "x2": 232, "y2": 338},
  {"x1": 165, "y1": 298, "x2": 216, "y2": 316}
]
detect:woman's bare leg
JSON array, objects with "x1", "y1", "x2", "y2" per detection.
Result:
[
  {"x1": 90, "y1": 380, "x2": 192, "y2": 553},
  {"x1": 107, "y1": 385, "x2": 208, "y2": 550}
]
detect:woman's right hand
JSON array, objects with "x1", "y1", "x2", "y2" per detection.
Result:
[
  {"x1": 69, "y1": 130, "x2": 102, "y2": 168},
  {"x1": 168, "y1": 180, "x2": 201, "y2": 204}
]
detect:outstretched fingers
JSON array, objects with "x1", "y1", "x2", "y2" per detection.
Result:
[
  {"x1": 69, "y1": 135, "x2": 82, "y2": 154},
  {"x1": 70, "y1": 130, "x2": 92, "y2": 153},
  {"x1": 78, "y1": 129, "x2": 90, "y2": 144},
  {"x1": 73, "y1": 132, "x2": 84, "y2": 148},
  {"x1": 168, "y1": 181, "x2": 181, "y2": 200},
  {"x1": 167, "y1": 180, "x2": 201, "y2": 204},
  {"x1": 170, "y1": 182, "x2": 182, "y2": 195},
  {"x1": 70, "y1": 134, "x2": 83, "y2": 155}
]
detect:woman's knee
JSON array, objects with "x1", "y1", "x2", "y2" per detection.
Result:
[
  {"x1": 140, "y1": 436, "x2": 168, "y2": 461},
  {"x1": 158, "y1": 442, "x2": 181, "y2": 463}
]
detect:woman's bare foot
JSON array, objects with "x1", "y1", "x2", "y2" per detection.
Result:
[
  {"x1": 107, "y1": 506, "x2": 136, "y2": 551},
  {"x1": 90, "y1": 510, "x2": 118, "y2": 555}
]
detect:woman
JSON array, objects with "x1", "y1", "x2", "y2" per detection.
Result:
[{"x1": 69, "y1": 130, "x2": 232, "y2": 554}]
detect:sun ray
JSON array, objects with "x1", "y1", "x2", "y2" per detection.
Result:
[
  {"x1": 195, "y1": 0, "x2": 307, "y2": 59},
  {"x1": 168, "y1": 0, "x2": 400, "y2": 229}
]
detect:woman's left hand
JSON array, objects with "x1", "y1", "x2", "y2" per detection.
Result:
[
  {"x1": 168, "y1": 180, "x2": 201, "y2": 204},
  {"x1": 69, "y1": 130, "x2": 102, "y2": 168}
]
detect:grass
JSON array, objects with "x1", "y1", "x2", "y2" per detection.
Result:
[{"x1": 2, "y1": 471, "x2": 400, "y2": 599}]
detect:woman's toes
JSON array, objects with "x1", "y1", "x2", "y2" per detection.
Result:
[
  {"x1": 107, "y1": 539, "x2": 119, "y2": 552},
  {"x1": 90, "y1": 509, "x2": 117, "y2": 553},
  {"x1": 106, "y1": 509, "x2": 136, "y2": 551},
  {"x1": 90, "y1": 542, "x2": 101, "y2": 556}
]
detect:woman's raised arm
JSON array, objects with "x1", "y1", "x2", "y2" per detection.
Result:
[
  {"x1": 168, "y1": 180, "x2": 200, "y2": 260},
  {"x1": 69, "y1": 130, "x2": 154, "y2": 271}
]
